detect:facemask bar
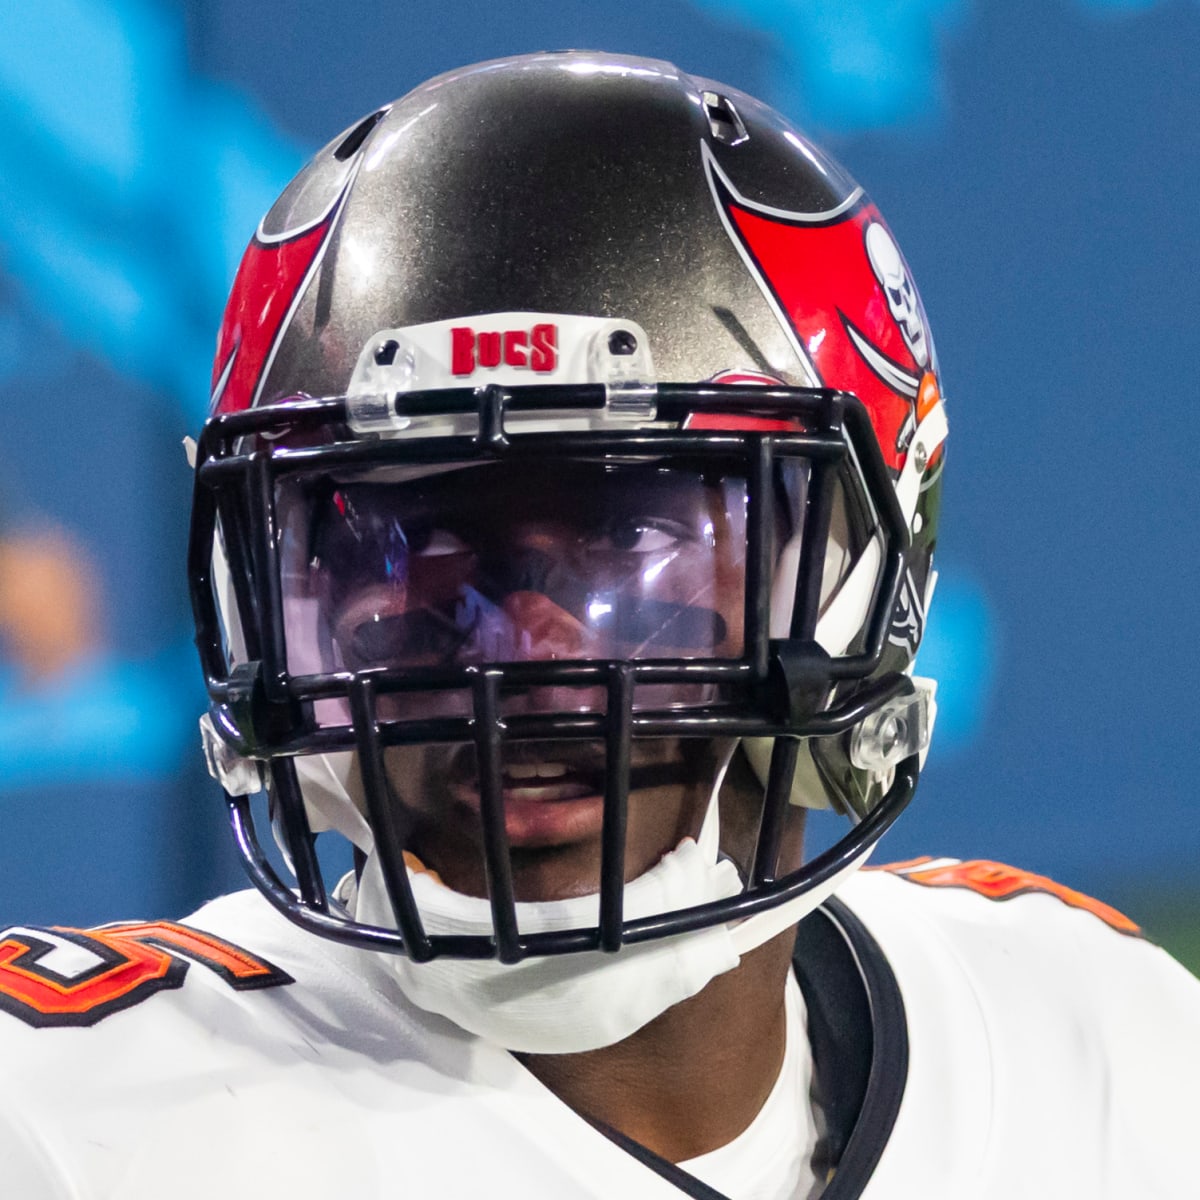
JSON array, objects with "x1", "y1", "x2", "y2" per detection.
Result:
[
  {"x1": 222, "y1": 747, "x2": 919, "y2": 961},
  {"x1": 191, "y1": 382, "x2": 914, "y2": 961}
]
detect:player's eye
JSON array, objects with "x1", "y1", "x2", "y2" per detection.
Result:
[{"x1": 585, "y1": 518, "x2": 690, "y2": 556}]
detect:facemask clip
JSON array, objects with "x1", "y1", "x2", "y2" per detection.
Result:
[
  {"x1": 849, "y1": 677, "x2": 935, "y2": 773},
  {"x1": 589, "y1": 321, "x2": 657, "y2": 421}
]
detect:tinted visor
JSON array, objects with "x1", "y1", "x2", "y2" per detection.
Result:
[{"x1": 279, "y1": 457, "x2": 805, "y2": 695}]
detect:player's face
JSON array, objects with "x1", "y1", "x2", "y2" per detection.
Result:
[
  {"x1": 384, "y1": 737, "x2": 727, "y2": 900},
  {"x1": 282, "y1": 457, "x2": 760, "y2": 900}
]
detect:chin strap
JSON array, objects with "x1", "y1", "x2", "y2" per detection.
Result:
[{"x1": 728, "y1": 845, "x2": 874, "y2": 956}]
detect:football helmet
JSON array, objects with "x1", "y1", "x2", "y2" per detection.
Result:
[{"x1": 190, "y1": 51, "x2": 946, "y2": 968}]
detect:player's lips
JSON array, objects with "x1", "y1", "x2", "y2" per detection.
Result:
[
  {"x1": 496, "y1": 760, "x2": 596, "y2": 801},
  {"x1": 444, "y1": 747, "x2": 686, "y2": 847},
  {"x1": 448, "y1": 754, "x2": 605, "y2": 845}
]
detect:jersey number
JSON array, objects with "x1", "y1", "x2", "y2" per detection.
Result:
[
  {"x1": 882, "y1": 858, "x2": 1140, "y2": 936},
  {"x1": 0, "y1": 921, "x2": 292, "y2": 1028}
]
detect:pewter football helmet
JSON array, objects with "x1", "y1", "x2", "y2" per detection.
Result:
[{"x1": 190, "y1": 52, "x2": 946, "y2": 961}]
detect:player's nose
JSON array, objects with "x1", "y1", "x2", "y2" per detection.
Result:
[
  {"x1": 502, "y1": 590, "x2": 596, "y2": 661},
  {"x1": 501, "y1": 590, "x2": 606, "y2": 713}
]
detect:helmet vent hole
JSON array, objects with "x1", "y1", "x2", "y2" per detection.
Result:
[
  {"x1": 702, "y1": 92, "x2": 748, "y2": 147},
  {"x1": 334, "y1": 108, "x2": 388, "y2": 161}
]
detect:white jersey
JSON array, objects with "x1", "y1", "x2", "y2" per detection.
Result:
[{"x1": 0, "y1": 859, "x2": 1196, "y2": 1199}]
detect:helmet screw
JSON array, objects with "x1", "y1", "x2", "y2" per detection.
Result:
[
  {"x1": 608, "y1": 329, "x2": 638, "y2": 356},
  {"x1": 912, "y1": 441, "x2": 928, "y2": 472},
  {"x1": 374, "y1": 339, "x2": 399, "y2": 366}
]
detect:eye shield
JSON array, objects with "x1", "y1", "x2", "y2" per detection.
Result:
[{"x1": 279, "y1": 458, "x2": 805, "y2": 702}]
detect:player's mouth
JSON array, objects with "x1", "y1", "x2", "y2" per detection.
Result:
[{"x1": 445, "y1": 745, "x2": 687, "y2": 846}]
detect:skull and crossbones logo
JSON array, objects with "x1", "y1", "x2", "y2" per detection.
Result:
[{"x1": 866, "y1": 222, "x2": 929, "y2": 370}]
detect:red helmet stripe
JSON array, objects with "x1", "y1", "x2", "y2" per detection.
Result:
[{"x1": 210, "y1": 218, "x2": 335, "y2": 415}]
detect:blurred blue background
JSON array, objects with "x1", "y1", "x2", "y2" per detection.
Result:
[{"x1": 0, "y1": 1, "x2": 1195, "y2": 954}]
